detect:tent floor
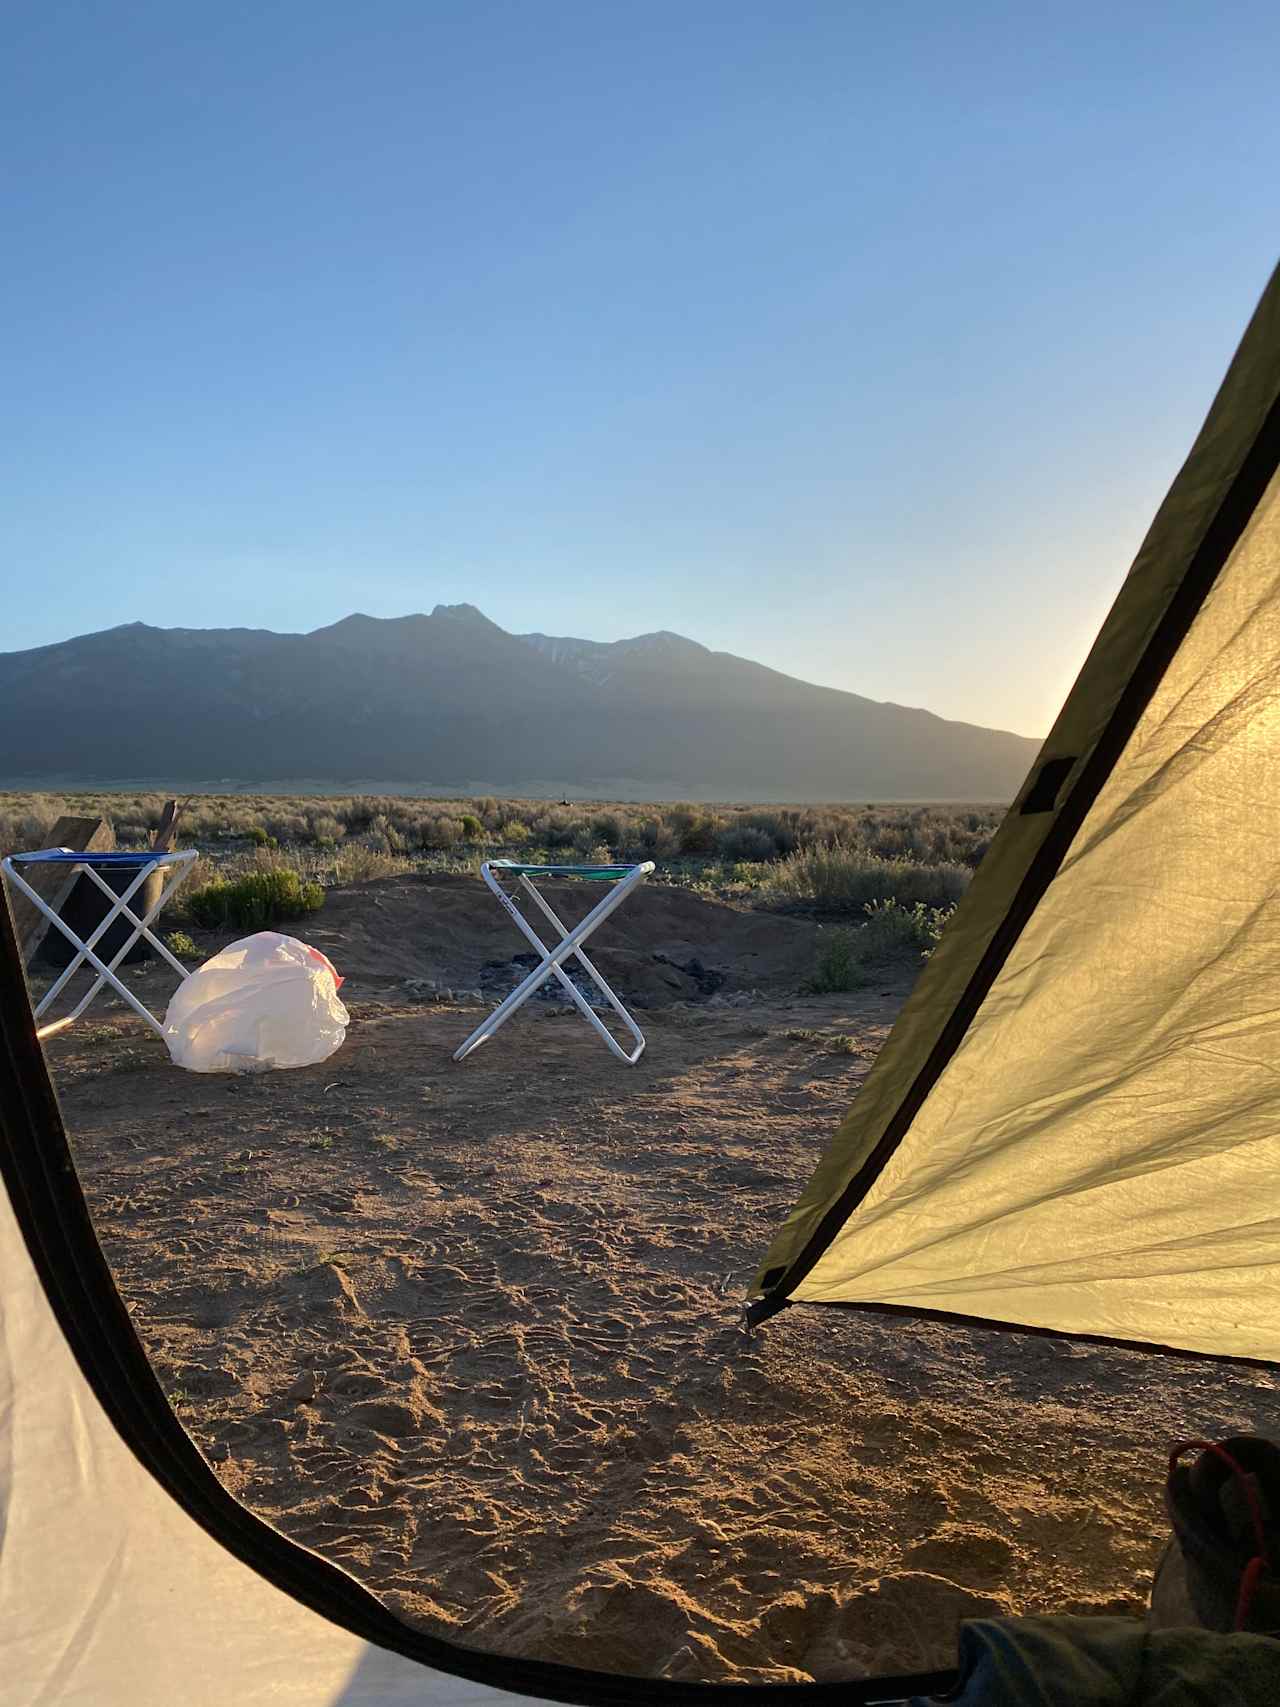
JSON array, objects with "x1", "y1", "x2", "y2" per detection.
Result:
[{"x1": 42, "y1": 968, "x2": 1280, "y2": 1684}]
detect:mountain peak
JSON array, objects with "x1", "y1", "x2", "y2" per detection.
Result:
[
  {"x1": 617, "y1": 629, "x2": 708, "y2": 657},
  {"x1": 430, "y1": 602, "x2": 495, "y2": 626}
]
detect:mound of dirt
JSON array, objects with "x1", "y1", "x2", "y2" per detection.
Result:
[{"x1": 298, "y1": 874, "x2": 826, "y2": 1007}]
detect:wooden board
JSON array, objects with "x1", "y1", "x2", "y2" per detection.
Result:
[
  {"x1": 151, "y1": 798, "x2": 182, "y2": 852},
  {"x1": 6, "y1": 816, "x2": 115, "y2": 965}
]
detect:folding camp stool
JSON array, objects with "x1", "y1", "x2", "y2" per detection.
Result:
[
  {"x1": 453, "y1": 859, "x2": 656, "y2": 1066},
  {"x1": 2, "y1": 847, "x2": 199, "y2": 1041}
]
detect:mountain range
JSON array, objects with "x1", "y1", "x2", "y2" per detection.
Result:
[{"x1": 0, "y1": 607, "x2": 1041, "y2": 801}]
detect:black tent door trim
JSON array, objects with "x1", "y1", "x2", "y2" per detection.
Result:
[
  {"x1": 0, "y1": 890, "x2": 953, "y2": 1707},
  {"x1": 751, "y1": 379, "x2": 1280, "y2": 1327}
]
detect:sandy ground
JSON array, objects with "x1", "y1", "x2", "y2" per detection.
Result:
[{"x1": 29, "y1": 876, "x2": 1280, "y2": 1684}]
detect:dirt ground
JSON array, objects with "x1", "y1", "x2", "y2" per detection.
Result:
[{"x1": 30, "y1": 876, "x2": 1280, "y2": 1684}]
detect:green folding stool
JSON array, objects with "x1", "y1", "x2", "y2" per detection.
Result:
[{"x1": 453, "y1": 859, "x2": 655, "y2": 1066}]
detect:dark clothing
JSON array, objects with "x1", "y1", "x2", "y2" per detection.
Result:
[{"x1": 909, "y1": 1615, "x2": 1280, "y2": 1706}]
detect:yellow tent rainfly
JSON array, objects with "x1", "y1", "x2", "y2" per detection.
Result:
[{"x1": 751, "y1": 262, "x2": 1280, "y2": 1365}]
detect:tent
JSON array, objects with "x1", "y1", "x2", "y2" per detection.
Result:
[
  {"x1": 751, "y1": 261, "x2": 1280, "y2": 1364},
  {"x1": 1, "y1": 259, "x2": 1278, "y2": 1704}
]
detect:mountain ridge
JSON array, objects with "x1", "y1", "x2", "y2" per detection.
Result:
[{"x1": 0, "y1": 609, "x2": 1042, "y2": 801}]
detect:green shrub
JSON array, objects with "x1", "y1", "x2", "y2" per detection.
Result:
[
  {"x1": 856, "y1": 899, "x2": 955, "y2": 963},
  {"x1": 248, "y1": 825, "x2": 279, "y2": 848},
  {"x1": 164, "y1": 930, "x2": 202, "y2": 962},
  {"x1": 460, "y1": 814, "x2": 484, "y2": 840},
  {"x1": 730, "y1": 861, "x2": 771, "y2": 888},
  {"x1": 807, "y1": 900, "x2": 956, "y2": 990},
  {"x1": 809, "y1": 928, "x2": 862, "y2": 993},
  {"x1": 918, "y1": 901, "x2": 956, "y2": 955},
  {"x1": 186, "y1": 868, "x2": 324, "y2": 931}
]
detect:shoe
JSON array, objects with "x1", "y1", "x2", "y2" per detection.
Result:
[{"x1": 1151, "y1": 1437, "x2": 1280, "y2": 1634}]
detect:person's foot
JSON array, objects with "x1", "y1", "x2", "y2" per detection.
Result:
[{"x1": 1149, "y1": 1437, "x2": 1280, "y2": 1634}]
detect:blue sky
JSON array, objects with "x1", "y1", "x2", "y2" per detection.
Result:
[{"x1": 4, "y1": 2, "x2": 1277, "y2": 737}]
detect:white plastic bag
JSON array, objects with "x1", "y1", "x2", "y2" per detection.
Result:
[{"x1": 163, "y1": 931, "x2": 349, "y2": 1073}]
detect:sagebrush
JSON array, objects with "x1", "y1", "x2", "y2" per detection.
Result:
[
  {"x1": 0, "y1": 790, "x2": 1001, "y2": 864},
  {"x1": 0, "y1": 790, "x2": 1003, "y2": 912},
  {"x1": 185, "y1": 868, "x2": 324, "y2": 931}
]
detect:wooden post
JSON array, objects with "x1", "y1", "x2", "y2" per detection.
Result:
[
  {"x1": 7, "y1": 816, "x2": 115, "y2": 966},
  {"x1": 151, "y1": 799, "x2": 182, "y2": 853},
  {"x1": 134, "y1": 798, "x2": 185, "y2": 926}
]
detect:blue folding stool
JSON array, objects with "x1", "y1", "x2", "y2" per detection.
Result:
[{"x1": 2, "y1": 847, "x2": 199, "y2": 1040}]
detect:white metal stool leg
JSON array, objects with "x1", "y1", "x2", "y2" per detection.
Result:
[
  {"x1": 2, "y1": 850, "x2": 198, "y2": 1040},
  {"x1": 453, "y1": 860, "x2": 654, "y2": 1065},
  {"x1": 28, "y1": 860, "x2": 194, "y2": 1016},
  {"x1": 514, "y1": 876, "x2": 646, "y2": 1064}
]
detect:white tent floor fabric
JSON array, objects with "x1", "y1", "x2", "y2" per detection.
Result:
[{"x1": 0, "y1": 1187, "x2": 506, "y2": 1707}]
